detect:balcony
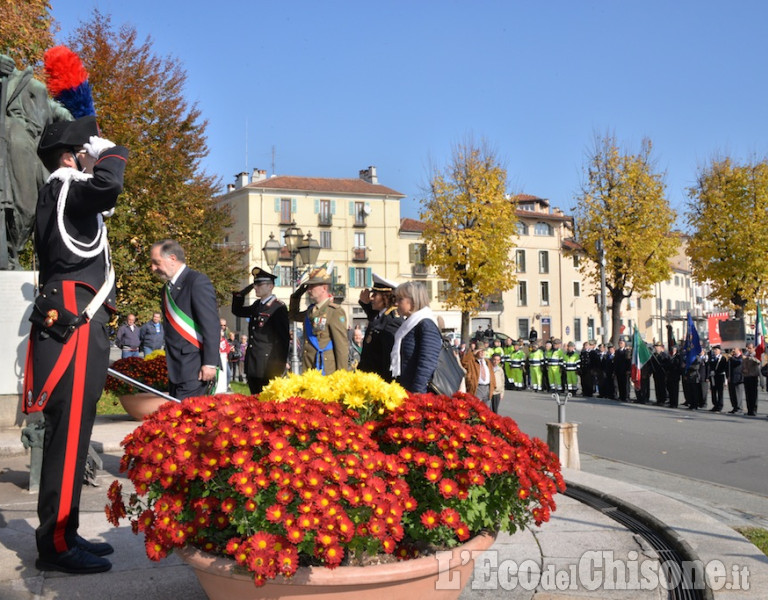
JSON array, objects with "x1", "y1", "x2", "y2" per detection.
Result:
[
  {"x1": 411, "y1": 263, "x2": 428, "y2": 276},
  {"x1": 352, "y1": 247, "x2": 368, "y2": 262},
  {"x1": 354, "y1": 214, "x2": 367, "y2": 228},
  {"x1": 318, "y1": 214, "x2": 332, "y2": 227}
]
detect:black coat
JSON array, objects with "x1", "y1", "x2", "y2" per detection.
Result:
[
  {"x1": 232, "y1": 292, "x2": 290, "y2": 380},
  {"x1": 358, "y1": 302, "x2": 403, "y2": 381}
]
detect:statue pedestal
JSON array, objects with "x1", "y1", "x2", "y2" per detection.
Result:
[
  {"x1": 546, "y1": 422, "x2": 581, "y2": 470},
  {"x1": 0, "y1": 271, "x2": 37, "y2": 427}
]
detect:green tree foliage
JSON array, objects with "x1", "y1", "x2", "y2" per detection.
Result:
[
  {"x1": 64, "y1": 11, "x2": 244, "y2": 321},
  {"x1": 420, "y1": 139, "x2": 517, "y2": 342},
  {"x1": 686, "y1": 157, "x2": 768, "y2": 317},
  {"x1": 0, "y1": 0, "x2": 56, "y2": 70},
  {"x1": 573, "y1": 133, "x2": 676, "y2": 344}
]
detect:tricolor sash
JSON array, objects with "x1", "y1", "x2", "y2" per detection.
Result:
[{"x1": 163, "y1": 283, "x2": 202, "y2": 348}]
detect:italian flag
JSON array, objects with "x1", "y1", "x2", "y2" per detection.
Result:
[
  {"x1": 631, "y1": 327, "x2": 651, "y2": 390},
  {"x1": 756, "y1": 304, "x2": 765, "y2": 361}
]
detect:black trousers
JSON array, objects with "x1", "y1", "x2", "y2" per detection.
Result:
[
  {"x1": 615, "y1": 371, "x2": 629, "y2": 401},
  {"x1": 247, "y1": 376, "x2": 270, "y2": 395},
  {"x1": 710, "y1": 377, "x2": 724, "y2": 410},
  {"x1": 29, "y1": 285, "x2": 110, "y2": 557},
  {"x1": 666, "y1": 375, "x2": 680, "y2": 407},
  {"x1": 744, "y1": 376, "x2": 759, "y2": 414}
]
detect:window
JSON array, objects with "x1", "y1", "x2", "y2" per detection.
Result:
[
  {"x1": 573, "y1": 318, "x2": 582, "y2": 342},
  {"x1": 319, "y1": 230, "x2": 332, "y2": 249},
  {"x1": 515, "y1": 249, "x2": 526, "y2": 273},
  {"x1": 540, "y1": 281, "x2": 550, "y2": 306},
  {"x1": 319, "y1": 199, "x2": 332, "y2": 225},
  {"x1": 573, "y1": 254, "x2": 580, "y2": 267},
  {"x1": 437, "y1": 281, "x2": 451, "y2": 302},
  {"x1": 637, "y1": 297, "x2": 642, "y2": 310},
  {"x1": 280, "y1": 198, "x2": 292, "y2": 224},
  {"x1": 354, "y1": 201, "x2": 366, "y2": 225},
  {"x1": 573, "y1": 281, "x2": 581, "y2": 297},
  {"x1": 538, "y1": 250, "x2": 549, "y2": 274},
  {"x1": 666, "y1": 299, "x2": 672, "y2": 311},
  {"x1": 414, "y1": 280, "x2": 433, "y2": 299},
  {"x1": 277, "y1": 266, "x2": 292, "y2": 287},
  {"x1": 351, "y1": 267, "x2": 368, "y2": 288},
  {"x1": 517, "y1": 281, "x2": 527, "y2": 306},
  {"x1": 518, "y1": 318, "x2": 529, "y2": 340},
  {"x1": 534, "y1": 222, "x2": 554, "y2": 236},
  {"x1": 409, "y1": 243, "x2": 427, "y2": 264},
  {"x1": 674, "y1": 275, "x2": 680, "y2": 286},
  {"x1": 516, "y1": 221, "x2": 528, "y2": 236},
  {"x1": 354, "y1": 232, "x2": 366, "y2": 249}
]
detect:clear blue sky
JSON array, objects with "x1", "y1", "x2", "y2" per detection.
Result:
[{"x1": 50, "y1": 0, "x2": 768, "y2": 223}]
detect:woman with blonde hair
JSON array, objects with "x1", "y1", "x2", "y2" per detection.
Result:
[{"x1": 389, "y1": 281, "x2": 442, "y2": 393}]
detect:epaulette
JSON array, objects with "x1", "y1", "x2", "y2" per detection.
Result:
[{"x1": 384, "y1": 306, "x2": 400, "y2": 316}]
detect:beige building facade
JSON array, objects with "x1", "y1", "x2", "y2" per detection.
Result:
[{"x1": 219, "y1": 169, "x2": 711, "y2": 348}]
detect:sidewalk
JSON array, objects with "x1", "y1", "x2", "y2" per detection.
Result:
[{"x1": 1, "y1": 414, "x2": 767, "y2": 599}]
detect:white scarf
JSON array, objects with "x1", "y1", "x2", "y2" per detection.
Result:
[{"x1": 390, "y1": 306, "x2": 438, "y2": 378}]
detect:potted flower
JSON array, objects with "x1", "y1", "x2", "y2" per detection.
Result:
[
  {"x1": 106, "y1": 350, "x2": 171, "y2": 419},
  {"x1": 106, "y1": 370, "x2": 564, "y2": 599}
]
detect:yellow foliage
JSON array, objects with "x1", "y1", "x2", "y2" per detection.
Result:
[
  {"x1": 686, "y1": 157, "x2": 768, "y2": 311},
  {"x1": 420, "y1": 139, "x2": 518, "y2": 321}
]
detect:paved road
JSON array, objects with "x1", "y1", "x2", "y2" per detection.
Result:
[{"x1": 498, "y1": 387, "x2": 768, "y2": 505}]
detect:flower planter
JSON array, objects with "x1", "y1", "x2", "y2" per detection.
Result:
[
  {"x1": 118, "y1": 392, "x2": 172, "y2": 420},
  {"x1": 177, "y1": 532, "x2": 495, "y2": 600}
]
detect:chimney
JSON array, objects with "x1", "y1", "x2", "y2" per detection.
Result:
[
  {"x1": 251, "y1": 168, "x2": 267, "y2": 183},
  {"x1": 234, "y1": 172, "x2": 249, "y2": 189},
  {"x1": 226, "y1": 183, "x2": 235, "y2": 193},
  {"x1": 359, "y1": 165, "x2": 378, "y2": 184}
]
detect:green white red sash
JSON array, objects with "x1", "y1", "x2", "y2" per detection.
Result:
[{"x1": 163, "y1": 283, "x2": 202, "y2": 348}]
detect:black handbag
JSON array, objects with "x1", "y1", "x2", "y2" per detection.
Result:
[
  {"x1": 29, "y1": 294, "x2": 84, "y2": 343},
  {"x1": 428, "y1": 340, "x2": 466, "y2": 396}
]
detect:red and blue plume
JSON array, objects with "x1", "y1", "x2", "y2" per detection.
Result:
[{"x1": 43, "y1": 46, "x2": 96, "y2": 118}]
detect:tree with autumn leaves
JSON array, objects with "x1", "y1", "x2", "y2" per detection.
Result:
[
  {"x1": 686, "y1": 157, "x2": 768, "y2": 319},
  {"x1": 420, "y1": 139, "x2": 518, "y2": 343},
  {"x1": 573, "y1": 134, "x2": 677, "y2": 345},
  {"x1": 3, "y1": 7, "x2": 243, "y2": 321}
]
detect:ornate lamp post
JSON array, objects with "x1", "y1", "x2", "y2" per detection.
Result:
[{"x1": 262, "y1": 224, "x2": 321, "y2": 375}]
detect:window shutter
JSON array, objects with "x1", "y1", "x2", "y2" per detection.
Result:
[
  {"x1": 349, "y1": 267, "x2": 355, "y2": 287},
  {"x1": 275, "y1": 271, "x2": 281, "y2": 287},
  {"x1": 292, "y1": 198, "x2": 297, "y2": 213},
  {"x1": 314, "y1": 199, "x2": 319, "y2": 214},
  {"x1": 274, "y1": 198, "x2": 280, "y2": 213},
  {"x1": 365, "y1": 268, "x2": 372, "y2": 287},
  {"x1": 365, "y1": 201, "x2": 371, "y2": 215},
  {"x1": 331, "y1": 200, "x2": 336, "y2": 214},
  {"x1": 349, "y1": 201, "x2": 355, "y2": 216}
]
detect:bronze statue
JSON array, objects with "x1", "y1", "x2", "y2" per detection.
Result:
[{"x1": 0, "y1": 54, "x2": 71, "y2": 270}]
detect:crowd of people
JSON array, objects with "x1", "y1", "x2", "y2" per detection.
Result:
[{"x1": 458, "y1": 335, "x2": 768, "y2": 417}]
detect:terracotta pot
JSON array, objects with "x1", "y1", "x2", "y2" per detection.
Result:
[
  {"x1": 177, "y1": 532, "x2": 495, "y2": 600},
  {"x1": 118, "y1": 392, "x2": 172, "y2": 420}
]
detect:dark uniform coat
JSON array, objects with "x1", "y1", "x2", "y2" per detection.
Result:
[
  {"x1": 357, "y1": 301, "x2": 403, "y2": 381},
  {"x1": 290, "y1": 296, "x2": 348, "y2": 374},
  {"x1": 24, "y1": 146, "x2": 128, "y2": 558},
  {"x1": 232, "y1": 289, "x2": 289, "y2": 392}
]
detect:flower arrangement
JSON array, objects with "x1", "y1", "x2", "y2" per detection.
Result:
[
  {"x1": 105, "y1": 350, "x2": 168, "y2": 396},
  {"x1": 106, "y1": 372, "x2": 564, "y2": 588}
]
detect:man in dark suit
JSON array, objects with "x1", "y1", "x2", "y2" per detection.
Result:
[
  {"x1": 614, "y1": 338, "x2": 631, "y2": 401},
  {"x1": 708, "y1": 345, "x2": 727, "y2": 412},
  {"x1": 357, "y1": 273, "x2": 403, "y2": 381},
  {"x1": 150, "y1": 239, "x2": 220, "y2": 400},
  {"x1": 231, "y1": 266, "x2": 289, "y2": 393},
  {"x1": 25, "y1": 116, "x2": 128, "y2": 574}
]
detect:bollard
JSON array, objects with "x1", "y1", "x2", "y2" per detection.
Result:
[
  {"x1": 546, "y1": 392, "x2": 580, "y2": 470},
  {"x1": 20, "y1": 420, "x2": 46, "y2": 493}
]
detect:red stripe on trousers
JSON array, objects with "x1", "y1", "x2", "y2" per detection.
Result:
[{"x1": 53, "y1": 282, "x2": 90, "y2": 553}]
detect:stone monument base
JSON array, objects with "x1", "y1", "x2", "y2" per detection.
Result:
[{"x1": 0, "y1": 271, "x2": 37, "y2": 428}]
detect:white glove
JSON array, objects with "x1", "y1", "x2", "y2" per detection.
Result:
[{"x1": 83, "y1": 135, "x2": 116, "y2": 158}]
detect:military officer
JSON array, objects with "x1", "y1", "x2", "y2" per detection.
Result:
[
  {"x1": 289, "y1": 266, "x2": 348, "y2": 374},
  {"x1": 231, "y1": 266, "x2": 290, "y2": 393},
  {"x1": 357, "y1": 273, "x2": 403, "y2": 381}
]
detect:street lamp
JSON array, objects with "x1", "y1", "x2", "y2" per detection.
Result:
[{"x1": 263, "y1": 223, "x2": 322, "y2": 375}]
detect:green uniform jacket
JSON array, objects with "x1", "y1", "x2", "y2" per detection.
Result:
[{"x1": 290, "y1": 296, "x2": 349, "y2": 374}]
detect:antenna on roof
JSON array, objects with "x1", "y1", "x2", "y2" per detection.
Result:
[{"x1": 245, "y1": 118, "x2": 248, "y2": 171}]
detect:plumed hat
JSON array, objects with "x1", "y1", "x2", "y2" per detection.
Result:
[{"x1": 37, "y1": 116, "x2": 99, "y2": 161}]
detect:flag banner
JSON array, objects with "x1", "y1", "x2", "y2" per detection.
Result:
[
  {"x1": 681, "y1": 312, "x2": 702, "y2": 369},
  {"x1": 630, "y1": 327, "x2": 651, "y2": 390},
  {"x1": 707, "y1": 312, "x2": 729, "y2": 345},
  {"x1": 755, "y1": 305, "x2": 765, "y2": 360},
  {"x1": 719, "y1": 319, "x2": 745, "y2": 350}
]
